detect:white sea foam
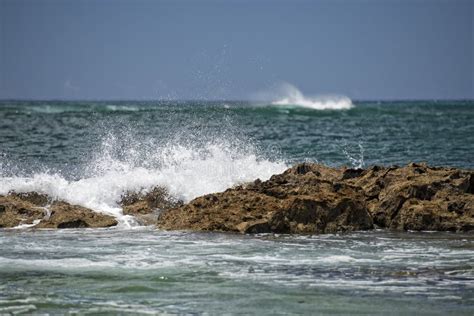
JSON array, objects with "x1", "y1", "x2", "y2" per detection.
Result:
[
  {"x1": 105, "y1": 104, "x2": 141, "y2": 112},
  {"x1": 270, "y1": 83, "x2": 353, "y2": 110},
  {"x1": 0, "y1": 139, "x2": 287, "y2": 227}
]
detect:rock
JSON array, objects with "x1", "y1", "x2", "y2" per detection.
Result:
[
  {"x1": 157, "y1": 164, "x2": 373, "y2": 234},
  {"x1": 35, "y1": 201, "x2": 117, "y2": 229},
  {"x1": 2, "y1": 163, "x2": 472, "y2": 233},
  {"x1": 157, "y1": 163, "x2": 473, "y2": 234},
  {"x1": 346, "y1": 163, "x2": 474, "y2": 231},
  {"x1": 0, "y1": 195, "x2": 45, "y2": 228},
  {"x1": 8, "y1": 191, "x2": 50, "y2": 206},
  {"x1": 159, "y1": 190, "x2": 282, "y2": 233},
  {"x1": 0, "y1": 193, "x2": 118, "y2": 229},
  {"x1": 120, "y1": 186, "x2": 183, "y2": 225},
  {"x1": 341, "y1": 168, "x2": 364, "y2": 180},
  {"x1": 120, "y1": 187, "x2": 183, "y2": 214}
]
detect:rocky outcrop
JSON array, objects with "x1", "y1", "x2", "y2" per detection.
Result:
[
  {"x1": 1, "y1": 163, "x2": 472, "y2": 233},
  {"x1": 157, "y1": 163, "x2": 473, "y2": 234},
  {"x1": 346, "y1": 163, "x2": 474, "y2": 232},
  {"x1": 35, "y1": 201, "x2": 118, "y2": 229},
  {"x1": 0, "y1": 193, "x2": 46, "y2": 228},
  {"x1": 120, "y1": 187, "x2": 183, "y2": 225},
  {"x1": 0, "y1": 193, "x2": 117, "y2": 229}
]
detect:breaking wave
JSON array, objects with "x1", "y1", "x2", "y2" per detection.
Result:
[
  {"x1": 0, "y1": 136, "x2": 287, "y2": 227},
  {"x1": 270, "y1": 83, "x2": 354, "y2": 110}
]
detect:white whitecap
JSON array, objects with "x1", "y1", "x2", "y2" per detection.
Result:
[
  {"x1": 0, "y1": 140, "x2": 287, "y2": 227},
  {"x1": 270, "y1": 82, "x2": 354, "y2": 110}
]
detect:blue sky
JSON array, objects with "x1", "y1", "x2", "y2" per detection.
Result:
[{"x1": 0, "y1": 0, "x2": 472, "y2": 100}]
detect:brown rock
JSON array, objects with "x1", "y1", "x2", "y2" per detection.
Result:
[
  {"x1": 158, "y1": 163, "x2": 373, "y2": 234},
  {"x1": 0, "y1": 195, "x2": 45, "y2": 228},
  {"x1": 0, "y1": 193, "x2": 118, "y2": 229},
  {"x1": 8, "y1": 191, "x2": 50, "y2": 206},
  {"x1": 3, "y1": 163, "x2": 471, "y2": 233},
  {"x1": 36, "y1": 201, "x2": 117, "y2": 229},
  {"x1": 157, "y1": 163, "x2": 473, "y2": 234},
  {"x1": 346, "y1": 163, "x2": 474, "y2": 231},
  {"x1": 120, "y1": 186, "x2": 183, "y2": 225},
  {"x1": 158, "y1": 189, "x2": 280, "y2": 233}
]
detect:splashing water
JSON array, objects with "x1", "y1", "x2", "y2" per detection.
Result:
[
  {"x1": 271, "y1": 83, "x2": 354, "y2": 110},
  {"x1": 0, "y1": 135, "x2": 287, "y2": 226},
  {"x1": 342, "y1": 142, "x2": 365, "y2": 169}
]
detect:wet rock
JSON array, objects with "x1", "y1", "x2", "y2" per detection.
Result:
[
  {"x1": 158, "y1": 163, "x2": 473, "y2": 234},
  {"x1": 236, "y1": 219, "x2": 271, "y2": 234},
  {"x1": 120, "y1": 186, "x2": 183, "y2": 225},
  {"x1": 36, "y1": 201, "x2": 117, "y2": 229},
  {"x1": 341, "y1": 168, "x2": 364, "y2": 180},
  {"x1": 0, "y1": 193, "x2": 117, "y2": 229},
  {"x1": 0, "y1": 195, "x2": 45, "y2": 228},
  {"x1": 158, "y1": 163, "x2": 372, "y2": 234},
  {"x1": 2, "y1": 163, "x2": 472, "y2": 233},
  {"x1": 158, "y1": 190, "x2": 280, "y2": 233},
  {"x1": 294, "y1": 162, "x2": 318, "y2": 175},
  {"x1": 9, "y1": 191, "x2": 50, "y2": 206}
]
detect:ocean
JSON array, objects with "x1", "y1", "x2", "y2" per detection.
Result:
[{"x1": 0, "y1": 98, "x2": 473, "y2": 314}]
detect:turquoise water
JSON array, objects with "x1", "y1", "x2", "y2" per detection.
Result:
[{"x1": 0, "y1": 100, "x2": 473, "y2": 314}]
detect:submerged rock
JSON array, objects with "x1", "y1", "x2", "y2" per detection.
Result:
[
  {"x1": 157, "y1": 163, "x2": 473, "y2": 234},
  {"x1": 0, "y1": 193, "x2": 117, "y2": 229}
]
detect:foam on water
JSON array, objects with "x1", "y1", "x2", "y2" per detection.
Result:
[
  {"x1": 271, "y1": 83, "x2": 354, "y2": 110},
  {"x1": 0, "y1": 137, "x2": 287, "y2": 227},
  {"x1": 104, "y1": 104, "x2": 141, "y2": 112}
]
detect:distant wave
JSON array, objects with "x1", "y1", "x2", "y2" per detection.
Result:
[
  {"x1": 269, "y1": 83, "x2": 354, "y2": 110},
  {"x1": 104, "y1": 104, "x2": 141, "y2": 112}
]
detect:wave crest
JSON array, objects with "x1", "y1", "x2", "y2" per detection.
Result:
[
  {"x1": 270, "y1": 83, "x2": 354, "y2": 110},
  {"x1": 0, "y1": 137, "x2": 287, "y2": 226}
]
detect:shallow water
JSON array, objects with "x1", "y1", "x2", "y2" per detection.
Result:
[{"x1": 0, "y1": 229, "x2": 473, "y2": 315}]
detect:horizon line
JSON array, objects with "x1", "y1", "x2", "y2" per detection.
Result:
[{"x1": 1, "y1": 98, "x2": 473, "y2": 103}]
